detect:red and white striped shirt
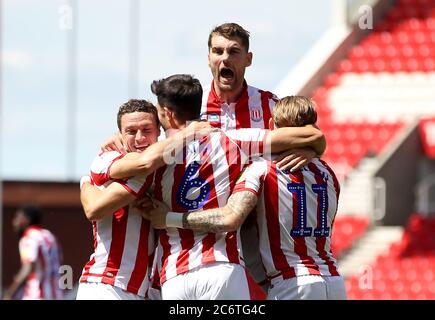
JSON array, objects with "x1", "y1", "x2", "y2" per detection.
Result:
[
  {"x1": 234, "y1": 157, "x2": 341, "y2": 279},
  {"x1": 153, "y1": 130, "x2": 269, "y2": 284},
  {"x1": 19, "y1": 226, "x2": 62, "y2": 300},
  {"x1": 79, "y1": 151, "x2": 155, "y2": 297},
  {"x1": 201, "y1": 81, "x2": 278, "y2": 130}
]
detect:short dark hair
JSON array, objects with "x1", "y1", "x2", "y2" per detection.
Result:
[
  {"x1": 117, "y1": 99, "x2": 158, "y2": 131},
  {"x1": 151, "y1": 74, "x2": 203, "y2": 122},
  {"x1": 208, "y1": 23, "x2": 250, "y2": 51},
  {"x1": 19, "y1": 205, "x2": 42, "y2": 226}
]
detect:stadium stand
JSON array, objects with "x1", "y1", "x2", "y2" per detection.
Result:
[
  {"x1": 247, "y1": 0, "x2": 435, "y2": 300},
  {"x1": 311, "y1": 0, "x2": 435, "y2": 182},
  {"x1": 346, "y1": 213, "x2": 435, "y2": 299},
  {"x1": 279, "y1": 0, "x2": 435, "y2": 300}
]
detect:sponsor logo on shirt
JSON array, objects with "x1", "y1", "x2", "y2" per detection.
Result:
[{"x1": 208, "y1": 113, "x2": 220, "y2": 122}]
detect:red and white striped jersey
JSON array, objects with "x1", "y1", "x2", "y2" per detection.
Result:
[
  {"x1": 234, "y1": 157, "x2": 342, "y2": 279},
  {"x1": 19, "y1": 226, "x2": 63, "y2": 300},
  {"x1": 153, "y1": 130, "x2": 268, "y2": 284},
  {"x1": 80, "y1": 151, "x2": 155, "y2": 297},
  {"x1": 201, "y1": 81, "x2": 278, "y2": 130}
]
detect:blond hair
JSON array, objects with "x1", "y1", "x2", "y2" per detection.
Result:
[{"x1": 273, "y1": 96, "x2": 317, "y2": 128}]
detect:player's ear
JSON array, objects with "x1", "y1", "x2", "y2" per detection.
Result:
[
  {"x1": 269, "y1": 118, "x2": 275, "y2": 130},
  {"x1": 165, "y1": 108, "x2": 179, "y2": 127},
  {"x1": 246, "y1": 52, "x2": 253, "y2": 67},
  {"x1": 164, "y1": 107, "x2": 172, "y2": 119}
]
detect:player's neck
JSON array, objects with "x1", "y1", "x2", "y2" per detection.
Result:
[
  {"x1": 214, "y1": 83, "x2": 245, "y2": 104},
  {"x1": 165, "y1": 125, "x2": 186, "y2": 137}
]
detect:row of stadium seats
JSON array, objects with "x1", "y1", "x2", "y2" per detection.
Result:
[
  {"x1": 383, "y1": 17, "x2": 435, "y2": 31},
  {"x1": 306, "y1": 1, "x2": 433, "y2": 178},
  {"x1": 318, "y1": 120, "x2": 404, "y2": 173},
  {"x1": 362, "y1": 31, "x2": 435, "y2": 45},
  {"x1": 349, "y1": 44, "x2": 435, "y2": 60},
  {"x1": 322, "y1": 123, "x2": 403, "y2": 142},
  {"x1": 346, "y1": 213, "x2": 435, "y2": 300},
  {"x1": 336, "y1": 57, "x2": 435, "y2": 73}
]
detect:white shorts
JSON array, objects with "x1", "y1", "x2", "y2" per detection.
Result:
[
  {"x1": 76, "y1": 282, "x2": 145, "y2": 300},
  {"x1": 161, "y1": 262, "x2": 250, "y2": 300},
  {"x1": 267, "y1": 275, "x2": 347, "y2": 300}
]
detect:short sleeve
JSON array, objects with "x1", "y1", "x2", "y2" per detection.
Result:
[
  {"x1": 18, "y1": 236, "x2": 38, "y2": 264},
  {"x1": 117, "y1": 173, "x2": 155, "y2": 198},
  {"x1": 233, "y1": 158, "x2": 268, "y2": 196},
  {"x1": 90, "y1": 151, "x2": 125, "y2": 186}
]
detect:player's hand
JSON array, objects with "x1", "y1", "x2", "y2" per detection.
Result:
[
  {"x1": 148, "y1": 199, "x2": 170, "y2": 229},
  {"x1": 186, "y1": 120, "x2": 212, "y2": 131},
  {"x1": 274, "y1": 147, "x2": 316, "y2": 172},
  {"x1": 133, "y1": 195, "x2": 156, "y2": 220},
  {"x1": 185, "y1": 120, "x2": 219, "y2": 140},
  {"x1": 100, "y1": 132, "x2": 126, "y2": 153}
]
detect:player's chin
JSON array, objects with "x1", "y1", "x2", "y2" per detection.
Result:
[{"x1": 217, "y1": 78, "x2": 236, "y2": 91}]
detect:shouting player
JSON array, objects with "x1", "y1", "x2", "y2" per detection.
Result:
[{"x1": 148, "y1": 96, "x2": 346, "y2": 300}]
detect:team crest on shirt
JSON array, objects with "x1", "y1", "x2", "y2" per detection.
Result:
[
  {"x1": 207, "y1": 113, "x2": 220, "y2": 122},
  {"x1": 250, "y1": 108, "x2": 263, "y2": 122}
]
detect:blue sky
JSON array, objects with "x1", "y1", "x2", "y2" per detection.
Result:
[{"x1": 1, "y1": 0, "x2": 332, "y2": 181}]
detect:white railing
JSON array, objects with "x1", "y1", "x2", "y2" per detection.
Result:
[{"x1": 373, "y1": 177, "x2": 386, "y2": 221}]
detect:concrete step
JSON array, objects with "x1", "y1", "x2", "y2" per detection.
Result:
[
  {"x1": 338, "y1": 158, "x2": 379, "y2": 215},
  {"x1": 338, "y1": 226, "x2": 404, "y2": 277}
]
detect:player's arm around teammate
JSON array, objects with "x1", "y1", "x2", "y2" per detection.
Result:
[
  {"x1": 146, "y1": 189, "x2": 258, "y2": 233},
  {"x1": 81, "y1": 122, "x2": 215, "y2": 221},
  {"x1": 100, "y1": 123, "x2": 325, "y2": 176}
]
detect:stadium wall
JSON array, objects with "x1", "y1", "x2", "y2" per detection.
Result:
[
  {"x1": 1, "y1": 181, "x2": 92, "y2": 292},
  {"x1": 374, "y1": 123, "x2": 422, "y2": 226}
]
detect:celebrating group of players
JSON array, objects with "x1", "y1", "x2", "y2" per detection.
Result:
[{"x1": 77, "y1": 23, "x2": 347, "y2": 300}]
